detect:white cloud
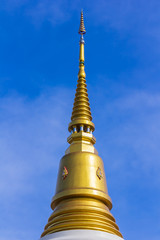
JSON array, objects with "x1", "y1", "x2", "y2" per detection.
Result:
[
  {"x1": 91, "y1": 87, "x2": 160, "y2": 185},
  {"x1": 0, "y1": 87, "x2": 74, "y2": 240},
  {"x1": 90, "y1": 0, "x2": 160, "y2": 33},
  {"x1": 0, "y1": 88, "x2": 72, "y2": 202}
]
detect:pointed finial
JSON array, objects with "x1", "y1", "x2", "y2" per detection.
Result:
[
  {"x1": 78, "y1": 10, "x2": 86, "y2": 35},
  {"x1": 68, "y1": 10, "x2": 95, "y2": 135}
]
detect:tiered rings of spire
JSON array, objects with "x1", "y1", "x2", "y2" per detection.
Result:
[
  {"x1": 68, "y1": 10, "x2": 95, "y2": 135},
  {"x1": 41, "y1": 11, "x2": 123, "y2": 240},
  {"x1": 78, "y1": 10, "x2": 86, "y2": 34}
]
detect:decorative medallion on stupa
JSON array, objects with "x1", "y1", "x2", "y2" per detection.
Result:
[{"x1": 39, "y1": 10, "x2": 124, "y2": 240}]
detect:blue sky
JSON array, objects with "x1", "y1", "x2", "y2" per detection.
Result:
[{"x1": 0, "y1": 0, "x2": 160, "y2": 239}]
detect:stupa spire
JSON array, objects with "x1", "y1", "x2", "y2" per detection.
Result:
[
  {"x1": 40, "y1": 11, "x2": 123, "y2": 240},
  {"x1": 68, "y1": 10, "x2": 95, "y2": 135}
]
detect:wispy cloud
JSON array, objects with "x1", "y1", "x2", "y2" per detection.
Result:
[
  {"x1": 0, "y1": 88, "x2": 72, "y2": 202},
  {"x1": 0, "y1": 87, "x2": 73, "y2": 239},
  {"x1": 91, "y1": 86, "x2": 160, "y2": 185}
]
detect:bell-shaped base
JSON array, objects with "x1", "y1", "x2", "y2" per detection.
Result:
[
  {"x1": 40, "y1": 230, "x2": 124, "y2": 240},
  {"x1": 41, "y1": 152, "x2": 123, "y2": 238}
]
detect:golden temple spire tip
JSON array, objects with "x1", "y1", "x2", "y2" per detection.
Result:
[
  {"x1": 68, "y1": 9, "x2": 95, "y2": 135},
  {"x1": 78, "y1": 10, "x2": 86, "y2": 35}
]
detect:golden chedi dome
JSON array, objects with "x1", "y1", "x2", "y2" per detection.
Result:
[{"x1": 40, "y1": 10, "x2": 123, "y2": 240}]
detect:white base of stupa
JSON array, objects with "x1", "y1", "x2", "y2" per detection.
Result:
[{"x1": 40, "y1": 230, "x2": 124, "y2": 240}]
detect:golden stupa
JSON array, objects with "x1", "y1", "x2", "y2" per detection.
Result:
[{"x1": 40, "y1": 11, "x2": 123, "y2": 240}]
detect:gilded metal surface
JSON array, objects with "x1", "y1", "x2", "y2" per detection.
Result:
[
  {"x1": 41, "y1": 197, "x2": 122, "y2": 238},
  {"x1": 68, "y1": 119, "x2": 95, "y2": 132},
  {"x1": 41, "y1": 151, "x2": 123, "y2": 238},
  {"x1": 55, "y1": 152, "x2": 108, "y2": 196},
  {"x1": 68, "y1": 10, "x2": 95, "y2": 133},
  {"x1": 67, "y1": 131, "x2": 96, "y2": 144},
  {"x1": 65, "y1": 141, "x2": 98, "y2": 155},
  {"x1": 41, "y1": 11, "x2": 123, "y2": 239}
]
